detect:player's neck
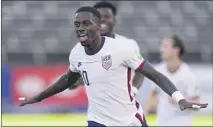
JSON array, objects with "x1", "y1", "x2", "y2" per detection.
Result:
[
  {"x1": 84, "y1": 35, "x2": 104, "y2": 55},
  {"x1": 166, "y1": 58, "x2": 182, "y2": 73}
]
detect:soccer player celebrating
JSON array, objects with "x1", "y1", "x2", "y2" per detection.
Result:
[
  {"x1": 19, "y1": 7, "x2": 208, "y2": 126},
  {"x1": 69, "y1": 1, "x2": 144, "y2": 96},
  {"x1": 144, "y1": 35, "x2": 202, "y2": 126}
]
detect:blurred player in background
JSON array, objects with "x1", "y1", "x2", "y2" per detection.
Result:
[
  {"x1": 19, "y1": 6, "x2": 207, "y2": 126},
  {"x1": 144, "y1": 35, "x2": 201, "y2": 126},
  {"x1": 69, "y1": 1, "x2": 144, "y2": 96}
]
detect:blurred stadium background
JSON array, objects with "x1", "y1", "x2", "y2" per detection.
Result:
[{"x1": 2, "y1": 1, "x2": 213, "y2": 126}]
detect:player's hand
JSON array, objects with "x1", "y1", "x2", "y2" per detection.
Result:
[
  {"x1": 178, "y1": 99, "x2": 208, "y2": 111},
  {"x1": 19, "y1": 97, "x2": 40, "y2": 106}
]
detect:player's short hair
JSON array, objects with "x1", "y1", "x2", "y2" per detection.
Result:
[
  {"x1": 93, "y1": 1, "x2": 117, "y2": 16},
  {"x1": 76, "y1": 6, "x2": 101, "y2": 20},
  {"x1": 171, "y1": 35, "x2": 185, "y2": 57}
]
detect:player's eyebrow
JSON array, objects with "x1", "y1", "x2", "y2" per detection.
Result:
[
  {"x1": 74, "y1": 19, "x2": 91, "y2": 23},
  {"x1": 84, "y1": 19, "x2": 96, "y2": 24},
  {"x1": 83, "y1": 20, "x2": 90, "y2": 22}
]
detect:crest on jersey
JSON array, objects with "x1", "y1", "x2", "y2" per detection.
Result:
[{"x1": 101, "y1": 55, "x2": 112, "y2": 70}]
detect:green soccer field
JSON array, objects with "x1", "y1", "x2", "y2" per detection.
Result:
[{"x1": 2, "y1": 113, "x2": 213, "y2": 126}]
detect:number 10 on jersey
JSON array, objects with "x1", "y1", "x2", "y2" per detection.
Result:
[{"x1": 81, "y1": 71, "x2": 90, "y2": 86}]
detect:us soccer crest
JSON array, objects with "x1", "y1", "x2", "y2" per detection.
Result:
[{"x1": 101, "y1": 55, "x2": 112, "y2": 70}]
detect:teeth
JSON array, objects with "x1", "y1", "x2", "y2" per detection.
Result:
[
  {"x1": 79, "y1": 34, "x2": 86, "y2": 37},
  {"x1": 101, "y1": 24, "x2": 107, "y2": 29}
]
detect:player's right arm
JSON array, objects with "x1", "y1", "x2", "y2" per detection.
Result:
[
  {"x1": 19, "y1": 70, "x2": 80, "y2": 106},
  {"x1": 19, "y1": 46, "x2": 81, "y2": 106},
  {"x1": 68, "y1": 76, "x2": 84, "y2": 90}
]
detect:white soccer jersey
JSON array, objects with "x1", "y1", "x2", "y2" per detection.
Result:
[
  {"x1": 151, "y1": 62, "x2": 199, "y2": 126},
  {"x1": 114, "y1": 33, "x2": 141, "y2": 95},
  {"x1": 69, "y1": 36, "x2": 145, "y2": 126}
]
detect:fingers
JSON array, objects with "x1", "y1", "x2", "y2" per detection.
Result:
[
  {"x1": 180, "y1": 106, "x2": 186, "y2": 111},
  {"x1": 19, "y1": 97, "x2": 26, "y2": 101},
  {"x1": 18, "y1": 96, "x2": 39, "y2": 107},
  {"x1": 18, "y1": 97, "x2": 27, "y2": 106},
  {"x1": 193, "y1": 103, "x2": 208, "y2": 108},
  {"x1": 19, "y1": 102, "x2": 26, "y2": 107},
  {"x1": 19, "y1": 100, "x2": 28, "y2": 106},
  {"x1": 181, "y1": 103, "x2": 208, "y2": 111},
  {"x1": 192, "y1": 105, "x2": 201, "y2": 108}
]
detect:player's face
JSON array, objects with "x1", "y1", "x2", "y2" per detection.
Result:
[
  {"x1": 74, "y1": 12, "x2": 100, "y2": 46},
  {"x1": 160, "y1": 39, "x2": 176, "y2": 60},
  {"x1": 97, "y1": 8, "x2": 115, "y2": 36}
]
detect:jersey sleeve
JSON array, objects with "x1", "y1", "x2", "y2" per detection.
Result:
[
  {"x1": 131, "y1": 39, "x2": 141, "y2": 53},
  {"x1": 69, "y1": 61, "x2": 78, "y2": 72},
  {"x1": 123, "y1": 43, "x2": 145, "y2": 71},
  {"x1": 68, "y1": 47, "x2": 79, "y2": 73}
]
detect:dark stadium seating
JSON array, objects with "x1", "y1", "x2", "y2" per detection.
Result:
[{"x1": 2, "y1": 1, "x2": 213, "y2": 64}]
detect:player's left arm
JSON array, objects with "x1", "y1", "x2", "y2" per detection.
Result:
[
  {"x1": 123, "y1": 47, "x2": 208, "y2": 111},
  {"x1": 136, "y1": 61, "x2": 181, "y2": 99},
  {"x1": 136, "y1": 61, "x2": 207, "y2": 110}
]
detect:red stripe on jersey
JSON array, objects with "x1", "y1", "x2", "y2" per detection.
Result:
[
  {"x1": 127, "y1": 68, "x2": 133, "y2": 102},
  {"x1": 135, "y1": 100, "x2": 140, "y2": 109},
  {"x1": 135, "y1": 60, "x2": 145, "y2": 71},
  {"x1": 135, "y1": 112, "x2": 144, "y2": 125},
  {"x1": 68, "y1": 69, "x2": 72, "y2": 73}
]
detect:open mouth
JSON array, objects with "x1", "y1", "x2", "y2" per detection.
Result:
[
  {"x1": 101, "y1": 23, "x2": 108, "y2": 30},
  {"x1": 78, "y1": 34, "x2": 88, "y2": 42}
]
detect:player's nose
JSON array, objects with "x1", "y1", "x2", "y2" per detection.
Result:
[
  {"x1": 77, "y1": 30, "x2": 86, "y2": 34},
  {"x1": 77, "y1": 30, "x2": 87, "y2": 37},
  {"x1": 100, "y1": 17, "x2": 107, "y2": 23},
  {"x1": 77, "y1": 24, "x2": 85, "y2": 31}
]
